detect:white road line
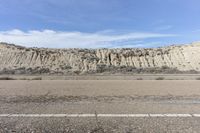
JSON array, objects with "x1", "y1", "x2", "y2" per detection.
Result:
[
  {"x1": 149, "y1": 114, "x2": 192, "y2": 117},
  {"x1": 192, "y1": 114, "x2": 200, "y2": 117},
  {"x1": 98, "y1": 114, "x2": 149, "y2": 117},
  {"x1": 0, "y1": 114, "x2": 96, "y2": 117},
  {"x1": 0, "y1": 114, "x2": 197, "y2": 118}
]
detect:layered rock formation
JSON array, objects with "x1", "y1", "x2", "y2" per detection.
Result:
[{"x1": 0, "y1": 42, "x2": 200, "y2": 74}]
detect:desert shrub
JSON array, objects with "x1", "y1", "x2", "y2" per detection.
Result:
[
  {"x1": 155, "y1": 77, "x2": 165, "y2": 80},
  {"x1": 60, "y1": 65, "x2": 72, "y2": 70},
  {"x1": 19, "y1": 78, "x2": 29, "y2": 80},
  {"x1": 0, "y1": 68, "x2": 15, "y2": 74},
  {"x1": 0, "y1": 67, "x2": 51, "y2": 75},
  {"x1": 74, "y1": 70, "x2": 81, "y2": 75},
  {"x1": 96, "y1": 64, "x2": 107, "y2": 73},
  {"x1": 196, "y1": 77, "x2": 200, "y2": 80},
  {"x1": 28, "y1": 67, "x2": 50, "y2": 74},
  {"x1": 0, "y1": 77, "x2": 15, "y2": 80},
  {"x1": 95, "y1": 64, "x2": 187, "y2": 74},
  {"x1": 32, "y1": 77, "x2": 42, "y2": 80},
  {"x1": 187, "y1": 70, "x2": 198, "y2": 74},
  {"x1": 37, "y1": 68, "x2": 50, "y2": 74},
  {"x1": 14, "y1": 67, "x2": 26, "y2": 74},
  {"x1": 136, "y1": 78, "x2": 143, "y2": 80},
  {"x1": 161, "y1": 65, "x2": 170, "y2": 70}
]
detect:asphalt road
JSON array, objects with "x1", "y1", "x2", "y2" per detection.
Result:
[{"x1": 1, "y1": 80, "x2": 200, "y2": 132}]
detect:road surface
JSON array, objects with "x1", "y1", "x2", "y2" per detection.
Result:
[{"x1": 0, "y1": 80, "x2": 200, "y2": 132}]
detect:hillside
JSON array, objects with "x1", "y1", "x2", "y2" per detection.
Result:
[{"x1": 0, "y1": 42, "x2": 200, "y2": 75}]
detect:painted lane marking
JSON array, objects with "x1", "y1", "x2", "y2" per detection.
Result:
[
  {"x1": 0, "y1": 114, "x2": 196, "y2": 117},
  {"x1": 149, "y1": 114, "x2": 192, "y2": 117}
]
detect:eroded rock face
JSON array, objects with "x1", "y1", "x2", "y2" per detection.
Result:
[{"x1": 0, "y1": 42, "x2": 200, "y2": 74}]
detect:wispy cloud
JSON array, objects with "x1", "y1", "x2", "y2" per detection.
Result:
[{"x1": 0, "y1": 29, "x2": 177, "y2": 48}]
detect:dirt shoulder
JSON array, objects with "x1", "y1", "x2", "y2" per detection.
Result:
[{"x1": 0, "y1": 80, "x2": 200, "y2": 97}]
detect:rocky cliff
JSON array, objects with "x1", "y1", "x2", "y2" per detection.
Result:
[{"x1": 0, "y1": 42, "x2": 200, "y2": 74}]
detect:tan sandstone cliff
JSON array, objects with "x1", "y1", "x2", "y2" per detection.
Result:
[{"x1": 0, "y1": 42, "x2": 200, "y2": 74}]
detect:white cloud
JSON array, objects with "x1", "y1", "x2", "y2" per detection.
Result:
[{"x1": 0, "y1": 29, "x2": 177, "y2": 48}]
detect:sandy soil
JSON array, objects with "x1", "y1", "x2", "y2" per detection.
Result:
[{"x1": 1, "y1": 80, "x2": 200, "y2": 96}]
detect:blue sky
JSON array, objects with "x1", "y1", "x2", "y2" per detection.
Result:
[{"x1": 0, "y1": 0, "x2": 200, "y2": 48}]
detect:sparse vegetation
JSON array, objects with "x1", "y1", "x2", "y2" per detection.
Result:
[
  {"x1": 32, "y1": 77, "x2": 42, "y2": 80},
  {"x1": 60, "y1": 65, "x2": 72, "y2": 70},
  {"x1": 0, "y1": 67, "x2": 50, "y2": 75},
  {"x1": 0, "y1": 77, "x2": 15, "y2": 80},
  {"x1": 0, "y1": 77, "x2": 42, "y2": 80},
  {"x1": 95, "y1": 65, "x2": 195, "y2": 75},
  {"x1": 155, "y1": 77, "x2": 165, "y2": 80},
  {"x1": 73, "y1": 70, "x2": 81, "y2": 75},
  {"x1": 1, "y1": 65, "x2": 196, "y2": 75}
]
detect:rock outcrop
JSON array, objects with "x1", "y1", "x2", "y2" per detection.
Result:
[{"x1": 0, "y1": 42, "x2": 200, "y2": 74}]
